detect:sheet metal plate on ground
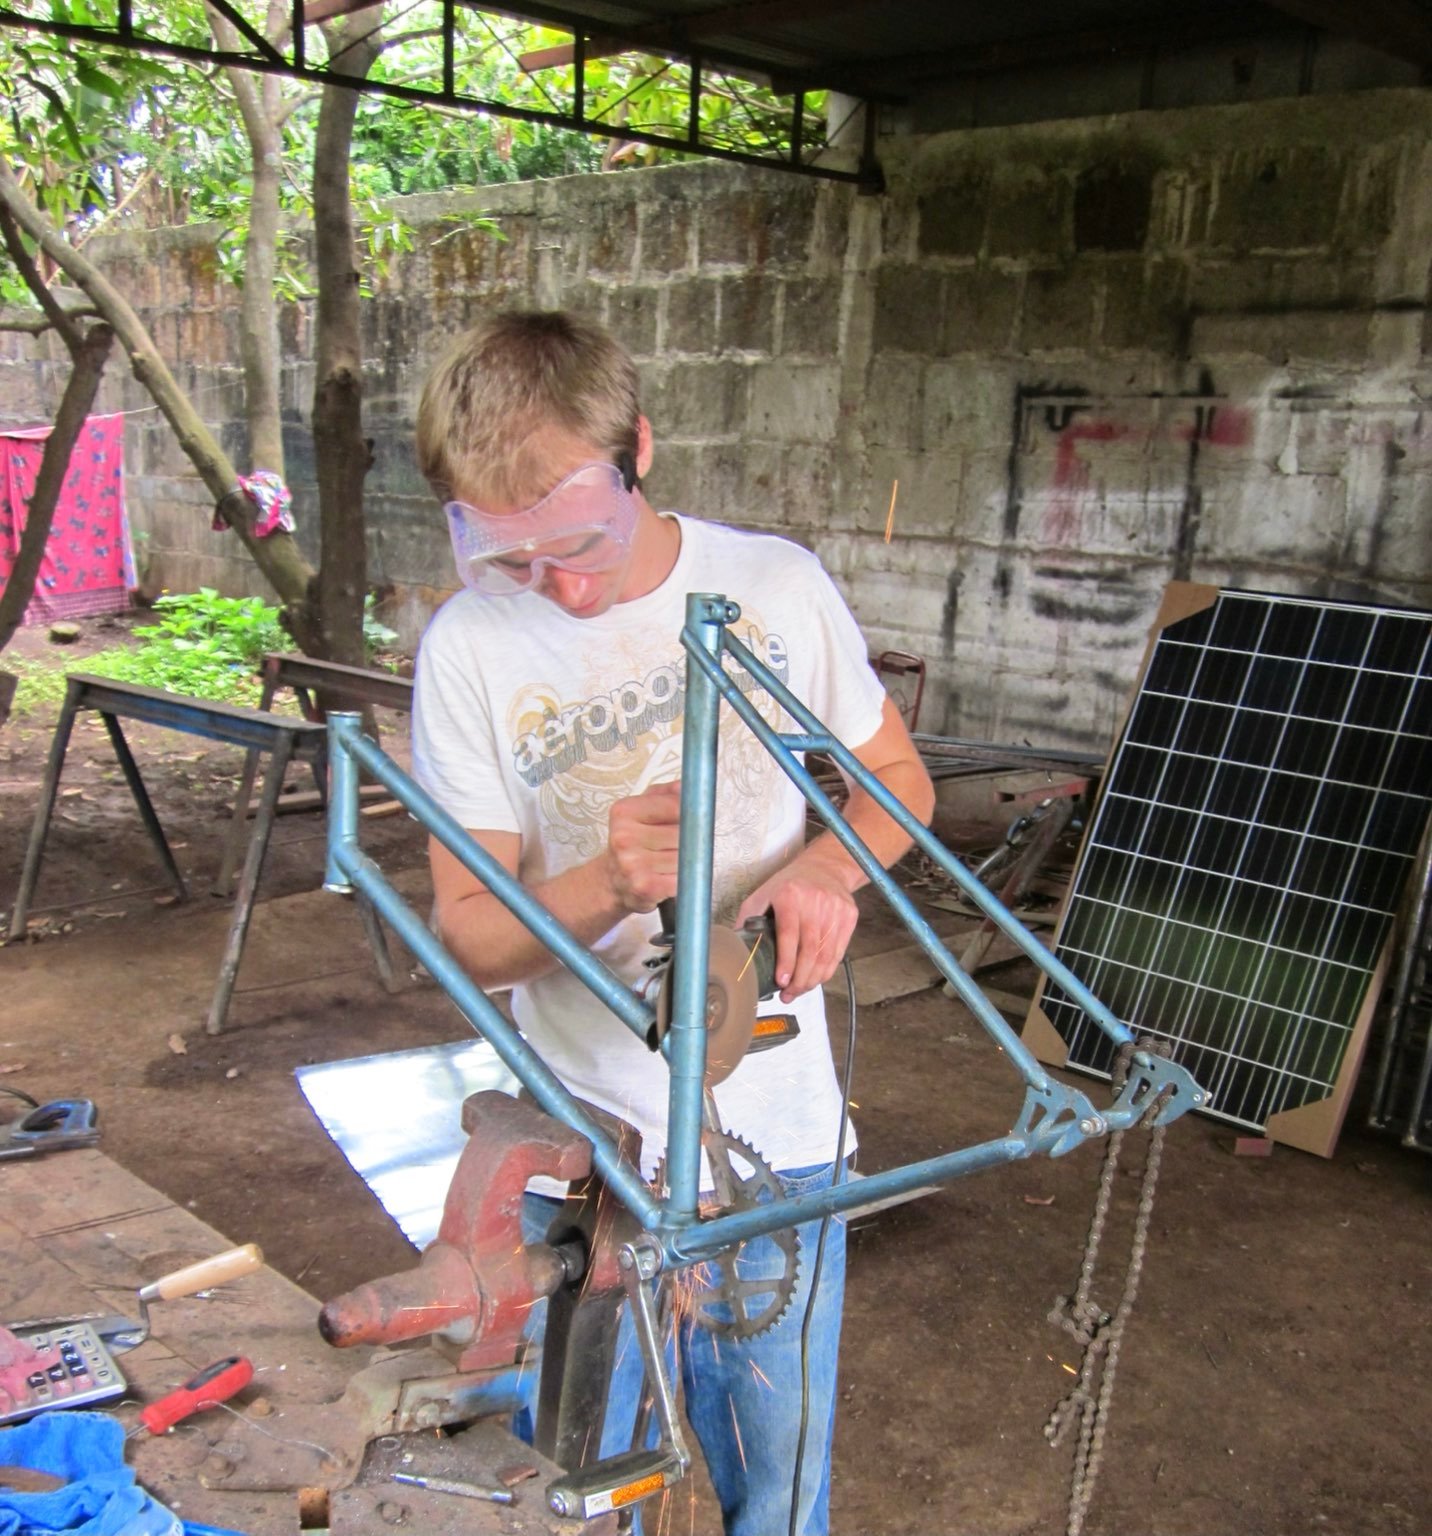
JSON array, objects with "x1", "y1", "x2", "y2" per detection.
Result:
[{"x1": 297, "y1": 1039, "x2": 519, "y2": 1249}]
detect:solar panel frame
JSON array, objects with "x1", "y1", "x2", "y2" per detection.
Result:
[{"x1": 1023, "y1": 583, "x2": 1432, "y2": 1156}]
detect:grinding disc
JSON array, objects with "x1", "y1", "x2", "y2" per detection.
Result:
[{"x1": 653, "y1": 927, "x2": 760, "y2": 1086}]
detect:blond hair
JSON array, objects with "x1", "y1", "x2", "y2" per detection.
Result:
[{"x1": 416, "y1": 310, "x2": 640, "y2": 504}]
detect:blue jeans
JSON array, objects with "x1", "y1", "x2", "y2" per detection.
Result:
[{"x1": 519, "y1": 1160, "x2": 848, "y2": 1536}]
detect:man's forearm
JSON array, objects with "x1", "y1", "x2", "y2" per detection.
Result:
[
  {"x1": 803, "y1": 759, "x2": 936, "y2": 891},
  {"x1": 437, "y1": 858, "x2": 630, "y2": 990}
]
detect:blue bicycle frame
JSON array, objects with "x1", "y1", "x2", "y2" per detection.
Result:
[{"x1": 324, "y1": 593, "x2": 1206, "y2": 1271}]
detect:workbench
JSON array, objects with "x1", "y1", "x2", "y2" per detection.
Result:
[
  {"x1": 0, "y1": 1149, "x2": 604, "y2": 1535},
  {"x1": 6, "y1": 674, "x2": 328, "y2": 1034}
]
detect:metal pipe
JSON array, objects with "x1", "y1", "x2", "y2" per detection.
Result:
[
  {"x1": 667, "y1": 1137, "x2": 1031, "y2": 1262},
  {"x1": 664, "y1": 595, "x2": 731, "y2": 1221},
  {"x1": 324, "y1": 713, "x2": 362, "y2": 894}
]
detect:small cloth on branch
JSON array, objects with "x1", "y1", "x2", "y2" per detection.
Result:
[
  {"x1": 212, "y1": 470, "x2": 294, "y2": 536},
  {"x1": 0, "y1": 1411, "x2": 181, "y2": 1535}
]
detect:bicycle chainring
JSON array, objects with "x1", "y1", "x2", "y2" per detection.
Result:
[{"x1": 654, "y1": 1130, "x2": 801, "y2": 1341}]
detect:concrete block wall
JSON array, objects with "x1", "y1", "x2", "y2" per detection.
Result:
[{"x1": 2, "y1": 88, "x2": 1429, "y2": 752}]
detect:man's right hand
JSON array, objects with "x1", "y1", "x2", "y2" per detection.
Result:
[{"x1": 605, "y1": 779, "x2": 682, "y2": 913}]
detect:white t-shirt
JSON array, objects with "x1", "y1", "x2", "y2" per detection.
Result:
[{"x1": 412, "y1": 513, "x2": 888, "y2": 1183}]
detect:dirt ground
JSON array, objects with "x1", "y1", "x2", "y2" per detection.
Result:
[{"x1": 2, "y1": 618, "x2": 1429, "y2": 1536}]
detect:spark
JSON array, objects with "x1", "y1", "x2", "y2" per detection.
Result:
[
  {"x1": 737, "y1": 938, "x2": 761, "y2": 983},
  {"x1": 729, "y1": 1394, "x2": 747, "y2": 1470},
  {"x1": 749, "y1": 1359, "x2": 773, "y2": 1391},
  {"x1": 1061, "y1": 1362, "x2": 1077, "y2": 1375},
  {"x1": 883, "y1": 479, "x2": 899, "y2": 543}
]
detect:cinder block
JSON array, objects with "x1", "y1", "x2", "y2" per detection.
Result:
[
  {"x1": 1019, "y1": 266, "x2": 1099, "y2": 352},
  {"x1": 1186, "y1": 257, "x2": 1288, "y2": 316},
  {"x1": 637, "y1": 435, "x2": 695, "y2": 516},
  {"x1": 986, "y1": 167, "x2": 1070, "y2": 262},
  {"x1": 809, "y1": 186, "x2": 853, "y2": 272},
  {"x1": 756, "y1": 185, "x2": 818, "y2": 267},
  {"x1": 780, "y1": 277, "x2": 841, "y2": 357},
  {"x1": 918, "y1": 174, "x2": 990, "y2": 259},
  {"x1": 939, "y1": 267, "x2": 1021, "y2": 354},
  {"x1": 640, "y1": 200, "x2": 693, "y2": 274},
  {"x1": 661, "y1": 360, "x2": 749, "y2": 437},
  {"x1": 872, "y1": 266, "x2": 946, "y2": 355},
  {"x1": 603, "y1": 285, "x2": 660, "y2": 358},
  {"x1": 779, "y1": 443, "x2": 838, "y2": 531},
  {"x1": 665, "y1": 279, "x2": 719, "y2": 355},
  {"x1": 586, "y1": 203, "x2": 639, "y2": 280},
  {"x1": 921, "y1": 362, "x2": 1012, "y2": 465},
  {"x1": 747, "y1": 362, "x2": 838, "y2": 443},
  {"x1": 1099, "y1": 257, "x2": 1190, "y2": 353},
  {"x1": 1206, "y1": 148, "x2": 1344, "y2": 252},
  {"x1": 1190, "y1": 308, "x2": 1371, "y2": 363},
  {"x1": 863, "y1": 355, "x2": 925, "y2": 450},
  {"x1": 697, "y1": 194, "x2": 752, "y2": 267},
  {"x1": 716, "y1": 275, "x2": 777, "y2": 354}
]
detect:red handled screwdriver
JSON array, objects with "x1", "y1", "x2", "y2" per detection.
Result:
[{"x1": 126, "y1": 1356, "x2": 254, "y2": 1438}]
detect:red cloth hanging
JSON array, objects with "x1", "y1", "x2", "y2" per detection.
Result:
[{"x1": 0, "y1": 412, "x2": 131, "y2": 624}]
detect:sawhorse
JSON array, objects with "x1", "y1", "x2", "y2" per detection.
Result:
[
  {"x1": 215, "y1": 652, "x2": 413, "y2": 897},
  {"x1": 213, "y1": 654, "x2": 416, "y2": 996},
  {"x1": 7, "y1": 674, "x2": 326, "y2": 1034}
]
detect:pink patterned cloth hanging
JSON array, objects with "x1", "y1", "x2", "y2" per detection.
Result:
[
  {"x1": 0, "y1": 412, "x2": 131, "y2": 624},
  {"x1": 212, "y1": 470, "x2": 294, "y2": 536}
]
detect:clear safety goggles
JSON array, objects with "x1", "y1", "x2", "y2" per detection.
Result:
[{"x1": 445, "y1": 459, "x2": 638, "y2": 596}]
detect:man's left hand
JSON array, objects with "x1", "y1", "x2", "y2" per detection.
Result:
[{"x1": 737, "y1": 849, "x2": 859, "y2": 1004}]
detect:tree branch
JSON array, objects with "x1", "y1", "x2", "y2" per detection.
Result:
[{"x1": 0, "y1": 202, "x2": 81, "y2": 352}]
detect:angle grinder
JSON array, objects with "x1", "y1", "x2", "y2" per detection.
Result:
[{"x1": 645, "y1": 899, "x2": 796, "y2": 1084}]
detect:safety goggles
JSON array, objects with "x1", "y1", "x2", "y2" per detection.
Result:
[{"x1": 445, "y1": 459, "x2": 638, "y2": 596}]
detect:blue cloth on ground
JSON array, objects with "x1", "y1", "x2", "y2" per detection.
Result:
[{"x1": 0, "y1": 1412, "x2": 181, "y2": 1536}]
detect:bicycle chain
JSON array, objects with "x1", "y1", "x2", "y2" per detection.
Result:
[{"x1": 1045, "y1": 1040, "x2": 1172, "y2": 1536}]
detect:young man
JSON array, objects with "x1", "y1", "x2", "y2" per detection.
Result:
[{"x1": 411, "y1": 310, "x2": 933, "y2": 1535}]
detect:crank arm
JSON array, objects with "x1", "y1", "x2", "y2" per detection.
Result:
[{"x1": 546, "y1": 1235, "x2": 690, "y2": 1521}]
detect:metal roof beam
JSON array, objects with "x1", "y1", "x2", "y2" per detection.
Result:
[{"x1": 0, "y1": 3, "x2": 879, "y2": 185}]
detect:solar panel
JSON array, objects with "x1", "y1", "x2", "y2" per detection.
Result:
[{"x1": 1024, "y1": 584, "x2": 1432, "y2": 1156}]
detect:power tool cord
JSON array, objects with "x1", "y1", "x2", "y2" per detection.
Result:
[{"x1": 788, "y1": 952, "x2": 857, "y2": 1536}]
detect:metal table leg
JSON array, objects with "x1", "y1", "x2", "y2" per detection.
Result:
[
  {"x1": 213, "y1": 675, "x2": 280, "y2": 898},
  {"x1": 100, "y1": 710, "x2": 188, "y2": 901},
  {"x1": 7, "y1": 682, "x2": 81, "y2": 939},
  {"x1": 353, "y1": 890, "x2": 402, "y2": 992},
  {"x1": 206, "y1": 731, "x2": 294, "y2": 1034}
]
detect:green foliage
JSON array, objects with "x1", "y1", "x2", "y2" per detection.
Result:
[
  {"x1": 6, "y1": 590, "x2": 295, "y2": 715},
  {"x1": 363, "y1": 593, "x2": 398, "y2": 659},
  {"x1": 133, "y1": 587, "x2": 292, "y2": 674}
]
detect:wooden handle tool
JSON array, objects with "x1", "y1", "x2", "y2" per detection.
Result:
[{"x1": 138, "y1": 1244, "x2": 264, "y2": 1303}]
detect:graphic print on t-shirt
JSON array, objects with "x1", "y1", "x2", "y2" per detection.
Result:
[{"x1": 505, "y1": 618, "x2": 793, "y2": 917}]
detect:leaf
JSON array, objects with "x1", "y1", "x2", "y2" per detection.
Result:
[
  {"x1": 74, "y1": 62, "x2": 125, "y2": 100},
  {"x1": 167, "y1": 1032, "x2": 187, "y2": 1055}
]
